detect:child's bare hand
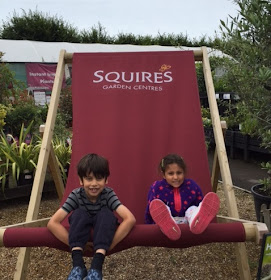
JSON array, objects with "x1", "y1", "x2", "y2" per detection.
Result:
[{"x1": 84, "y1": 242, "x2": 93, "y2": 254}]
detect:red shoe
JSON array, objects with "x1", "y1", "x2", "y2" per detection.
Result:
[
  {"x1": 150, "y1": 199, "x2": 181, "y2": 240},
  {"x1": 189, "y1": 192, "x2": 220, "y2": 234}
]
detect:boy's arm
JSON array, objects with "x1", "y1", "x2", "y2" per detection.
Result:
[
  {"x1": 47, "y1": 208, "x2": 69, "y2": 246},
  {"x1": 109, "y1": 204, "x2": 136, "y2": 251}
]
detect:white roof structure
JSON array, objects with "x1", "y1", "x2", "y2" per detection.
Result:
[{"x1": 0, "y1": 39, "x2": 229, "y2": 63}]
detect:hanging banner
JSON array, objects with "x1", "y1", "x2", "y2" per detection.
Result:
[{"x1": 26, "y1": 63, "x2": 65, "y2": 90}]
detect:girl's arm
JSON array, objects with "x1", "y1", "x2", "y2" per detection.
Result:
[
  {"x1": 145, "y1": 182, "x2": 157, "y2": 224},
  {"x1": 109, "y1": 205, "x2": 136, "y2": 251},
  {"x1": 192, "y1": 180, "x2": 204, "y2": 206},
  {"x1": 47, "y1": 208, "x2": 69, "y2": 246}
]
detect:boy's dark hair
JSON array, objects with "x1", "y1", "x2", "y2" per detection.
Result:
[
  {"x1": 159, "y1": 153, "x2": 187, "y2": 174},
  {"x1": 77, "y1": 153, "x2": 110, "y2": 180}
]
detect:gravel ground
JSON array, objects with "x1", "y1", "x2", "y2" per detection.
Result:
[{"x1": 0, "y1": 185, "x2": 262, "y2": 280}]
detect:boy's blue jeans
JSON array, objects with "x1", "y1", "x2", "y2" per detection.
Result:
[{"x1": 68, "y1": 207, "x2": 118, "y2": 252}]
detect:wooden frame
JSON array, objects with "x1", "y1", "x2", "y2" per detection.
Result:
[{"x1": 1, "y1": 47, "x2": 266, "y2": 280}]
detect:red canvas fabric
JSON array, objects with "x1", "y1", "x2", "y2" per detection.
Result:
[
  {"x1": 64, "y1": 51, "x2": 211, "y2": 224},
  {"x1": 4, "y1": 223, "x2": 246, "y2": 254}
]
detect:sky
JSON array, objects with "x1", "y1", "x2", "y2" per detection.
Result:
[{"x1": 0, "y1": 0, "x2": 239, "y2": 39}]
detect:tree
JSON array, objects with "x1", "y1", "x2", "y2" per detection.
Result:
[
  {"x1": 0, "y1": 52, "x2": 24, "y2": 104},
  {"x1": 0, "y1": 8, "x2": 216, "y2": 47},
  {"x1": 0, "y1": 9, "x2": 81, "y2": 42},
  {"x1": 217, "y1": 0, "x2": 271, "y2": 149},
  {"x1": 0, "y1": 52, "x2": 14, "y2": 103},
  {"x1": 80, "y1": 22, "x2": 113, "y2": 43}
]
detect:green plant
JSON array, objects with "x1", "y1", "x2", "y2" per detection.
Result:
[
  {"x1": 5, "y1": 102, "x2": 37, "y2": 136},
  {"x1": 53, "y1": 136, "x2": 72, "y2": 184},
  {"x1": 54, "y1": 113, "x2": 72, "y2": 141},
  {"x1": 217, "y1": 0, "x2": 271, "y2": 154},
  {"x1": 219, "y1": 103, "x2": 239, "y2": 130},
  {"x1": 201, "y1": 106, "x2": 212, "y2": 128},
  {"x1": 59, "y1": 86, "x2": 72, "y2": 127},
  {"x1": 0, "y1": 52, "x2": 27, "y2": 105},
  {"x1": 0, "y1": 104, "x2": 7, "y2": 130},
  {"x1": 1, "y1": 9, "x2": 81, "y2": 42},
  {"x1": 0, "y1": 160, "x2": 9, "y2": 193},
  {"x1": 258, "y1": 162, "x2": 271, "y2": 196},
  {"x1": 0, "y1": 121, "x2": 40, "y2": 181}
]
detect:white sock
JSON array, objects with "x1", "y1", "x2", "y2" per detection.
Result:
[{"x1": 185, "y1": 204, "x2": 201, "y2": 226}]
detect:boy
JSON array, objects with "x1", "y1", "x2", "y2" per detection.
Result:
[{"x1": 47, "y1": 153, "x2": 136, "y2": 280}]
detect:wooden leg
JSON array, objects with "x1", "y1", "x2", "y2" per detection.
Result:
[
  {"x1": 13, "y1": 248, "x2": 31, "y2": 280},
  {"x1": 235, "y1": 243, "x2": 252, "y2": 280}
]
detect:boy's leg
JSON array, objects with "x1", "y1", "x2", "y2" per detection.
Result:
[
  {"x1": 69, "y1": 208, "x2": 93, "y2": 250},
  {"x1": 92, "y1": 207, "x2": 118, "y2": 252},
  {"x1": 67, "y1": 209, "x2": 92, "y2": 280},
  {"x1": 187, "y1": 192, "x2": 220, "y2": 234},
  {"x1": 86, "y1": 207, "x2": 118, "y2": 280},
  {"x1": 149, "y1": 199, "x2": 181, "y2": 240}
]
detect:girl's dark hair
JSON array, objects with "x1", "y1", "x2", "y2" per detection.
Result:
[
  {"x1": 77, "y1": 153, "x2": 110, "y2": 180},
  {"x1": 159, "y1": 153, "x2": 186, "y2": 173}
]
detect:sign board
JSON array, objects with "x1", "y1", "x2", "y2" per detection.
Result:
[
  {"x1": 26, "y1": 63, "x2": 65, "y2": 90},
  {"x1": 46, "y1": 93, "x2": 51, "y2": 104},
  {"x1": 257, "y1": 233, "x2": 271, "y2": 279},
  {"x1": 33, "y1": 91, "x2": 46, "y2": 106}
]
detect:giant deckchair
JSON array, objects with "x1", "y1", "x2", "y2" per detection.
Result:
[{"x1": 0, "y1": 47, "x2": 266, "y2": 280}]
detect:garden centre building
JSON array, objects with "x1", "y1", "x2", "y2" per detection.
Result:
[
  {"x1": 0, "y1": 39, "x2": 230, "y2": 106},
  {"x1": 0, "y1": 39, "x2": 228, "y2": 84}
]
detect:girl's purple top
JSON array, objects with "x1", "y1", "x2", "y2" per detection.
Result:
[{"x1": 145, "y1": 178, "x2": 203, "y2": 224}]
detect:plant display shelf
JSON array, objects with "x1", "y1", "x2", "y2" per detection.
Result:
[{"x1": 0, "y1": 180, "x2": 56, "y2": 201}]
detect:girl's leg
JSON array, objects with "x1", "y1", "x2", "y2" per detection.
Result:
[
  {"x1": 149, "y1": 199, "x2": 181, "y2": 240},
  {"x1": 186, "y1": 192, "x2": 220, "y2": 234},
  {"x1": 184, "y1": 205, "x2": 198, "y2": 223}
]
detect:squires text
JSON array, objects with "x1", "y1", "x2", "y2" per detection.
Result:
[{"x1": 92, "y1": 70, "x2": 173, "y2": 84}]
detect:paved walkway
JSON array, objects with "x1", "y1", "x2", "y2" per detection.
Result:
[{"x1": 207, "y1": 149, "x2": 269, "y2": 192}]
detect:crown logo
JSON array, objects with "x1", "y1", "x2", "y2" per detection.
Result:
[{"x1": 159, "y1": 64, "x2": 171, "y2": 72}]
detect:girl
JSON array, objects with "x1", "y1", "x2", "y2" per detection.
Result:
[{"x1": 145, "y1": 153, "x2": 220, "y2": 240}]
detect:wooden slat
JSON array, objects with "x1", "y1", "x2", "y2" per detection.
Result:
[
  {"x1": 201, "y1": 46, "x2": 251, "y2": 280},
  {"x1": 63, "y1": 49, "x2": 204, "y2": 63},
  {"x1": 211, "y1": 121, "x2": 227, "y2": 192},
  {"x1": 0, "y1": 218, "x2": 50, "y2": 229},
  {"x1": 13, "y1": 49, "x2": 66, "y2": 280}
]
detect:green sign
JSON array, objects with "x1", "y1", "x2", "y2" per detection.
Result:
[{"x1": 258, "y1": 233, "x2": 271, "y2": 279}]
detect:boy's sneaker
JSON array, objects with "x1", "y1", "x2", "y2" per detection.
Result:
[
  {"x1": 189, "y1": 192, "x2": 220, "y2": 234},
  {"x1": 85, "y1": 268, "x2": 103, "y2": 280},
  {"x1": 149, "y1": 199, "x2": 181, "y2": 240},
  {"x1": 67, "y1": 266, "x2": 87, "y2": 280}
]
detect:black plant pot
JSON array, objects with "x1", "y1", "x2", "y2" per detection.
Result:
[
  {"x1": 17, "y1": 171, "x2": 34, "y2": 186},
  {"x1": 251, "y1": 184, "x2": 271, "y2": 222}
]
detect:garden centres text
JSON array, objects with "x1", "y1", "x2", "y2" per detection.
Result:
[{"x1": 92, "y1": 70, "x2": 173, "y2": 92}]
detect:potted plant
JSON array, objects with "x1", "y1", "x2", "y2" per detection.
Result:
[
  {"x1": 0, "y1": 121, "x2": 40, "y2": 186},
  {"x1": 53, "y1": 136, "x2": 72, "y2": 184},
  {"x1": 251, "y1": 161, "x2": 271, "y2": 222},
  {"x1": 0, "y1": 163, "x2": 9, "y2": 194}
]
